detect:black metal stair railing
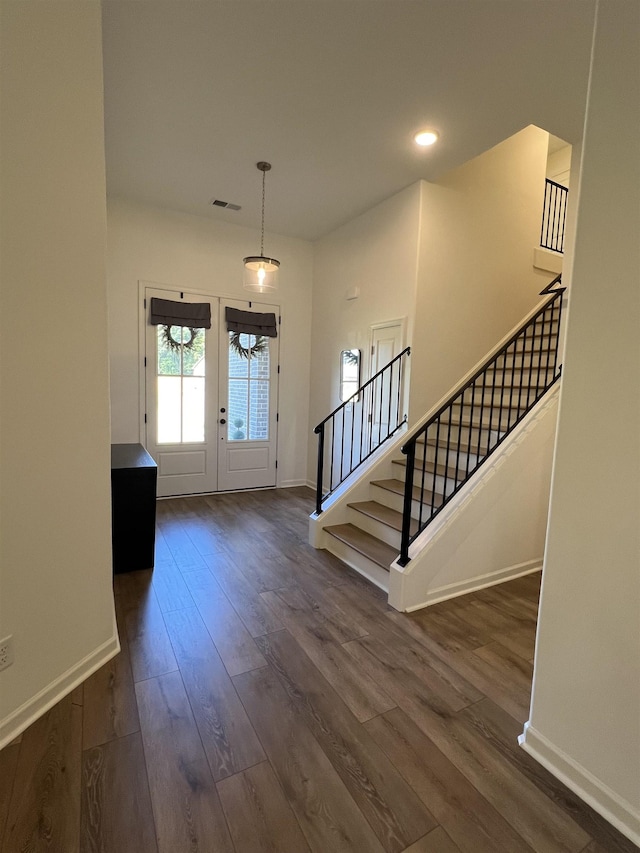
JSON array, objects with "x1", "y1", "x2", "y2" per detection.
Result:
[
  {"x1": 398, "y1": 275, "x2": 565, "y2": 567},
  {"x1": 314, "y1": 347, "x2": 410, "y2": 514},
  {"x1": 540, "y1": 178, "x2": 569, "y2": 253}
]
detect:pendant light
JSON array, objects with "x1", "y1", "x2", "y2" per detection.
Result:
[{"x1": 244, "y1": 161, "x2": 280, "y2": 293}]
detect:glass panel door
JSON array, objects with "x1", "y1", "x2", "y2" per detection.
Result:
[
  {"x1": 218, "y1": 299, "x2": 279, "y2": 491},
  {"x1": 145, "y1": 288, "x2": 218, "y2": 497}
]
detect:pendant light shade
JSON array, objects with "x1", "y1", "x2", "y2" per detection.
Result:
[{"x1": 244, "y1": 161, "x2": 280, "y2": 293}]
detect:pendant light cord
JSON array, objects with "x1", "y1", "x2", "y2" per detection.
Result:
[{"x1": 260, "y1": 168, "x2": 266, "y2": 257}]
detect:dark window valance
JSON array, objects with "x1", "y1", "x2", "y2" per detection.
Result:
[
  {"x1": 149, "y1": 297, "x2": 211, "y2": 329},
  {"x1": 225, "y1": 307, "x2": 278, "y2": 338}
]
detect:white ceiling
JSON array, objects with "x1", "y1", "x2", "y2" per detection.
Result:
[{"x1": 102, "y1": 1, "x2": 595, "y2": 242}]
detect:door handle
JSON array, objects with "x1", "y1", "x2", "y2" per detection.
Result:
[{"x1": 220, "y1": 418, "x2": 226, "y2": 424}]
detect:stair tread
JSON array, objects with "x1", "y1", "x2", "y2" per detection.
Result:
[
  {"x1": 393, "y1": 456, "x2": 464, "y2": 481},
  {"x1": 348, "y1": 500, "x2": 418, "y2": 535},
  {"x1": 371, "y1": 478, "x2": 445, "y2": 506},
  {"x1": 425, "y1": 436, "x2": 489, "y2": 455},
  {"x1": 325, "y1": 523, "x2": 397, "y2": 569}
]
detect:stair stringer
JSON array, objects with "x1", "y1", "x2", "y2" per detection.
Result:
[{"x1": 388, "y1": 385, "x2": 560, "y2": 612}]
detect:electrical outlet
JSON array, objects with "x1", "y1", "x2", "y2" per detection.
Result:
[{"x1": 0, "y1": 636, "x2": 14, "y2": 671}]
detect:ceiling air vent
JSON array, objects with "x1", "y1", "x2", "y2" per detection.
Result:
[{"x1": 210, "y1": 198, "x2": 241, "y2": 211}]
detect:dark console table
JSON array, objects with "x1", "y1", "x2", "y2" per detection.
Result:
[{"x1": 111, "y1": 443, "x2": 157, "y2": 573}]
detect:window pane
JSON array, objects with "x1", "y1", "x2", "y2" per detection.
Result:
[
  {"x1": 228, "y1": 379, "x2": 248, "y2": 441},
  {"x1": 182, "y1": 376, "x2": 205, "y2": 442},
  {"x1": 250, "y1": 337, "x2": 270, "y2": 378},
  {"x1": 249, "y1": 380, "x2": 269, "y2": 440},
  {"x1": 157, "y1": 326, "x2": 180, "y2": 375},
  {"x1": 228, "y1": 333, "x2": 249, "y2": 378},
  {"x1": 182, "y1": 328, "x2": 205, "y2": 376},
  {"x1": 157, "y1": 376, "x2": 181, "y2": 443}
]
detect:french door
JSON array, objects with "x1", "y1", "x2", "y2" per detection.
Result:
[
  {"x1": 144, "y1": 287, "x2": 279, "y2": 497},
  {"x1": 217, "y1": 298, "x2": 279, "y2": 491}
]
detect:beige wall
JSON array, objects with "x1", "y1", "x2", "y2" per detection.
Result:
[
  {"x1": 524, "y1": 1, "x2": 640, "y2": 842},
  {"x1": 107, "y1": 198, "x2": 313, "y2": 487},
  {"x1": 309, "y1": 183, "x2": 421, "y2": 480},
  {"x1": 410, "y1": 125, "x2": 551, "y2": 420},
  {"x1": 0, "y1": 2, "x2": 116, "y2": 742}
]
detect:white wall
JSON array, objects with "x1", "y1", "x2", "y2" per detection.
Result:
[
  {"x1": 107, "y1": 198, "x2": 313, "y2": 487},
  {"x1": 522, "y1": 1, "x2": 640, "y2": 844},
  {"x1": 0, "y1": 3, "x2": 117, "y2": 744},
  {"x1": 309, "y1": 183, "x2": 421, "y2": 480},
  {"x1": 411, "y1": 125, "x2": 552, "y2": 420},
  {"x1": 546, "y1": 145, "x2": 572, "y2": 187}
]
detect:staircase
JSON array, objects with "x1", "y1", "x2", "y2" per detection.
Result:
[{"x1": 316, "y1": 280, "x2": 564, "y2": 591}]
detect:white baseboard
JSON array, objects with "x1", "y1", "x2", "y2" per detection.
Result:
[
  {"x1": 277, "y1": 479, "x2": 308, "y2": 489},
  {"x1": 400, "y1": 560, "x2": 542, "y2": 612},
  {"x1": 0, "y1": 633, "x2": 120, "y2": 750},
  {"x1": 519, "y1": 722, "x2": 640, "y2": 847}
]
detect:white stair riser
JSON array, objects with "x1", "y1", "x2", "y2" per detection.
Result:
[
  {"x1": 434, "y1": 423, "x2": 501, "y2": 448},
  {"x1": 495, "y1": 352, "x2": 558, "y2": 370},
  {"x1": 347, "y1": 506, "x2": 401, "y2": 549},
  {"x1": 424, "y1": 442, "x2": 482, "y2": 471},
  {"x1": 449, "y1": 385, "x2": 547, "y2": 409},
  {"x1": 391, "y1": 460, "x2": 458, "y2": 497},
  {"x1": 324, "y1": 535, "x2": 390, "y2": 592},
  {"x1": 370, "y1": 482, "x2": 441, "y2": 519},
  {"x1": 485, "y1": 368, "x2": 556, "y2": 386}
]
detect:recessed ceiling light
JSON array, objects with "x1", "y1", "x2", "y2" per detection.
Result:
[{"x1": 414, "y1": 130, "x2": 439, "y2": 147}]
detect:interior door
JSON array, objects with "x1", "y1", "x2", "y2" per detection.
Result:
[
  {"x1": 145, "y1": 287, "x2": 219, "y2": 497},
  {"x1": 369, "y1": 320, "x2": 405, "y2": 443},
  {"x1": 217, "y1": 298, "x2": 279, "y2": 491}
]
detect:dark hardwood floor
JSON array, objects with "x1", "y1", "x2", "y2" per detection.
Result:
[{"x1": 0, "y1": 487, "x2": 636, "y2": 853}]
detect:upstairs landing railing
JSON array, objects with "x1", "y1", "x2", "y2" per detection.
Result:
[
  {"x1": 314, "y1": 347, "x2": 410, "y2": 514},
  {"x1": 540, "y1": 178, "x2": 569, "y2": 253},
  {"x1": 398, "y1": 275, "x2": 565, "y2": 566}
]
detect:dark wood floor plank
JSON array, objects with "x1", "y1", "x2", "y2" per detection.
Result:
[
  {"x1": 409, "y1": 606, "x2": 492, "y2": 651},
  {"x1": 150, "y1": 559, "x2": 195, "y2": 613},
  {"x1": 83, "y1": 595, "x2": 139, "y2": 749},
  {"x1": 461, "y1": 699, "x2": 640, "y2": 853},
  {"x1": 181, "y1": 566, "x2": 226, "y2": 599},
  {"x1": 365, "y1": 618, "x2": 484, "y2": 710},
  {"x1": 323, "y1": 579, "x2": 393, "y2": 631},
  {"x1": 157, "y1": 519, "x2": 208, "y2": 570},
  {"x1": 373, "y1": 675, "x2": 589, "y2": 852},
  {"x1": 364, "y1": 708, "x2": 536, "y2": 853},
  {"x1": 185, "y1": 518, "x2": 227, "y2": 557},
  {"x1": 266, "y1": 584, "x2": 368, "y2": 644},
  {"x1": 403, "y1": 826, "x2": 463, "y2": 853},
  {"x1": 468, "y1": 640, "x2": 534, "y2": 722},
  {"x1": 204, "y1": 552, "x2": 284, "y2": 637},
  {"x1": 163, "y1": 607, "x2": 266, "y2": 780},
  {"x1": 81, "y1": 732, "x2": 158, "y2": 853},
  {"x1": 223, "y1": 540, "x2": 294, "y2": 593},
  {"x1": 233, "y1": 665, "x2": 385, "y2": 853},
  {"x1": 475, "y1": 584, "x2": 538, "y2": 623},
  {"x1": 191, "y1": 581, "x2": 267, "y2": 676},
  {"x1": 120, "y1": 571, "x2": 178, "y2": 683},
  {"x1": 152, "y1": 528, "x2": 175, "y2": 566},
  {"x1": 257, "y1": 629, "x2": 436, "y2": 852},
  {"x1": 0, "y1": 741, "x2": 20, "y2": 848},
  {"x1": 217, "y1": 761, "x2": 311, "y2": 853},
  {"x1": 3, "y1": 695, "x2": 82, "y2": 853},
  {"x1": 135, "y1": 671, "x2": 234, "y2": 853},
  {"x1": 490, "y1": 621, "x2": 537, "y2": 661},
  {"x1": 261, "y1": 589, "x2": 396, "y2": 722},
  {"x1": 4, "y1": 492, "x2": 630, "y2": 853},
  {"x1": 342, "y1": 632, "x2": 477, "y2": 719}
]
